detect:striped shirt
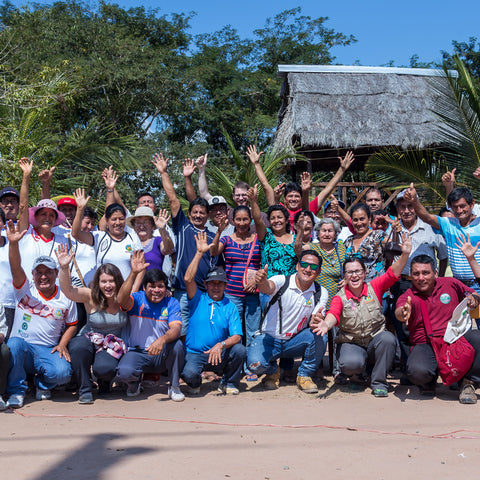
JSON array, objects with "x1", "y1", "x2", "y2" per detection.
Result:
[
  {"x1": 220, "y1": 235, "x2": 261, "y2": 297},
  {"x1": 435, "y1": 215, "x2": 480, "y2": 280}
]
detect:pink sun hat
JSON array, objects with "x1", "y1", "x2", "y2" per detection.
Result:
[{"x1": 28, "y1": 199, "x2": 66, "y2": 227}]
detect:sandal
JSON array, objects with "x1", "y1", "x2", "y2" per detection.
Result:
[{"x1": 245, "y1": 373, "x2": 258, "y2": 382}]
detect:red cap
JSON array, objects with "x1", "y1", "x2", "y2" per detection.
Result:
[{"x1": 57, "y1": 197, "x2": 77, "y2": 207}]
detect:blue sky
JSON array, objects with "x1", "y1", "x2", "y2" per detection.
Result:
[{"x1": 10, "y1": 0, "x2": 480, "y2": 66}]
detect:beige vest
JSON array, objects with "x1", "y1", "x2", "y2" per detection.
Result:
[{"x1": 336, "y1": 283, "x2": 385, "y2": 348}]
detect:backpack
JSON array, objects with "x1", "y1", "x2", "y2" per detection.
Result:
[{"x1": 260, "y1": 275, "x2": 324, "y2": 335}]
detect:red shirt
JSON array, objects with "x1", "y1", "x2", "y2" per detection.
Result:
[
  {"x1": 327, "y1": 267, "x2": 399, "y2": 325},
  {"x1": 396, "y1": 277, "x2": 474, "y2": 345}
]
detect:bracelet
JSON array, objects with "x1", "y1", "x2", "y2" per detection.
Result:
[{"x1": 106, "y1": 189, "x2": 114, "y2": 193}]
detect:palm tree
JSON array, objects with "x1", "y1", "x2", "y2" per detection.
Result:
[{"x1": 193, "y1": 127, "x2": 305, "y2": 212}]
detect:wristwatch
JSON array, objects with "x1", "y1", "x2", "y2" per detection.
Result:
[{"x1": 221, "y1": 341, "x2": 226, "y2": 349}]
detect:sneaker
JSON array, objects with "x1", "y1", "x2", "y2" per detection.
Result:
[
  {"x1": 168, "y1": 386, "x2": 185, "y2": 402},
  {"x1": 372, "y1": 388, "x2": 388, "y2": 398},
  {"x1": 296, "y1": 376, "x2": 318, "y2": 394},
  {"x1": 185, "y1": 385, "x2": 201, "y2": 395},
  {"x1": 78, "y1": 392, "x2": 94, "y2": 405},
  {"x1": 36, "y1": 388, "x2": 51, "y2": 401},
  {"x1": 0, "y1": 395, "x2": 6, "y2": 411},
  {"x1": 459, "y1": 381, "x2": 477, "y2": 404},
  {"x1": 217, "y1": 383, "x2": 240, "y2": 395},
  {"x1": 6, "y1": 394, "x2": 24, "y2": 409},
  {"x1": 262, "y1": 368, "x2": 280, "y2": 390},
  {"x1": 126, "y1": 382, "x2": 142, "y2": 397}
]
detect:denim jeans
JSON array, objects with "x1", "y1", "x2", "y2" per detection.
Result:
[
  {"x1": 6, "y1": 337, "x2": 72, "y2": 395},
  {"x1": 247, "y1": 328, "x2": 327, "y2": 378},
  {"x1": 116, "y1": 339, "x2": 184, "y2": 388},
  {"x1": 182, "y1": 343, "x2": 246, "y2": 388},
  {"x1": 225, "y1": 293, "x2": 261, "y2": 348},
  {"x1": 174, "y1": 289, "x2": 190, "y2": 336}
]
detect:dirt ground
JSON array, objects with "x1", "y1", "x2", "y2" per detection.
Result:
[{"x1": 2, "y1": 370, "x2": 480, "y2": 480}]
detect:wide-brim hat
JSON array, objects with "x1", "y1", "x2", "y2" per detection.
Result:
[
  {"x1": 125, "y1": 206, "x2": 155, "y2": 228},
  {"x1": 28, "y1": 199, "x2": 66, "y2": 227}
]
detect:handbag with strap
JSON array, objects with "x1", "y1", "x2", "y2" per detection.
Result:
[
  {"x1": 242, "y1": 235, "x2": 258, "y2": 292},
  {"x1": 383, "y1": 226, "x2": 403, "y2": 260},
  {"x1": 419, "y1": 298, "x2": 475, "y2": 386}
]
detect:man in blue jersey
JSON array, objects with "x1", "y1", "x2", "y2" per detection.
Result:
[
  {"x1": 117, "y1": 251, "x2": 185, "y2": 402},
  {"x1": 181, "y1": 232, "x2": 246, "y2": 395}
]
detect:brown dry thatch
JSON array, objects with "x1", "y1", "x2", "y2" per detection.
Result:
[{"x1": 274, "y1": 65, "x2": 453, "y2": 171}]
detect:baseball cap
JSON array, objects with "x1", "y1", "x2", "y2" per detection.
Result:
[
  {"x1": 57, "y1": 197, "x2": 77, "y2": 208},
  {"x1": 0, "y1": 187, "x2": 19, "y2": 200},
  {"x1": 208, "y1": 196, "x2": 227, "y2": 210},
  {"x1": 324, "y1": 199, "x2": 346, "y2": 211},
  {"x1": 32, "y1": 255, "x2": 57, "y2": 271},
  {"x1": 205, "y1": 267, "x2": 228, "y2": 283}
]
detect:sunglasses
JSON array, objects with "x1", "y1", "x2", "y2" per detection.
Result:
[{"x1": 299, "y1": 261, "x2": 319, "y2": 271}]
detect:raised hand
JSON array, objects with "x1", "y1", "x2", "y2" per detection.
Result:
[
  {"x1": 5, "y1": 219, "x2": 27, "y2": 244},
  {"x1": 328, "y1": 194, "x2": 339, "y2": 211},
  {"x1": 246, "y1": 184, "x2": 258, "y2": 204},
  {"x1": 455, "y1": 233, "x2": 480, "y2": 260},
  {"x1": 152, "y1": 153, "x2": 168, "y2": 174},
  {"x1": 442, "y1": 168, "x2": 456, "y2": 186},
  {"x1": 473, "y1": 167, "x2": 480, "y2": 181},
  {"x1": 55, "y1": 243, "x2": 75, "y2": 268},
  {"x1": 18, "y1": 157, "x2": 33, "y2": 176},
  {"x1": 400, "y1": 296, "x2": 412, "y2": 324},
  {"x1": 183, "y1": 158, "x2": 197, "y2": 177},
  {"x1": 74, "y1": 188, "x2": 91, "y2": 210},
  {"x1": 246, "y1": 145, "x2": 263, "y2": 165},
  {"x1": 102, "y1": 165, "x2": 118, "y2": 190},
  {"x1": 301, "y1": 171, "x2": 312, "y2": 192},
  {"x1": 339, "y1": 151, "x2": 355, "y2": 170},
  {"x1": 402, "y1": 182, "x2": 417, "y2": 203},
  {"x1": 194, "y1": 231, "x2": 213, "y2": 254},
  {"x1": 130, "y1": 249, "x2": 150, "y2": 274},
  {"x1": 399, "y1": 232, "x2": 412, "y2": 255},
  {"x1": 38, "y1": 166, "x2": 55, "y2": 183},
  {"x1": 255, "y1": 264, "x2": 268, "y2": 284},
  {"x1": 155, "y1": 209, "x2": 171, "y2": 229},
  {"x1": 273, "y1": 183, "x2": 285, "y2": 203},
  {"x1": 196, "y1": 153, "x2": 208, "y2": 169}
]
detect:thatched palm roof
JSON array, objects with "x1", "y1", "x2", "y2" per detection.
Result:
[{"x1": 275, "y1": 65, "x2": 453, "y2": 171}]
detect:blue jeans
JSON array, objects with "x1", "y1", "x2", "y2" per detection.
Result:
[
  {"x1": 174, "y1": 289, "x2": 190, "y2": 336},
  {"x1": 225, "y1": 293, "x2": 261, "y2": 348},
  {"x1": 116, "y1": 339, "x2": 184, "y2": 388},
  {"x1": 247, "y1": 328, "x2": 327, "y2": 378},
  {"x1": 6, "y1": 337, "x2": 72, "y2": 395},
  {"x1": 182, "y1": 343, "x2": 246, "y2": 389}
]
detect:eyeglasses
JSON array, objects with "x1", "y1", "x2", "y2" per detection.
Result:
[
  {"x1": 299, "y1": 261, "x2": 319, "y2": 271},
  {"x1": 344, "y1": 269, "x2": 365, "y2": 277}
]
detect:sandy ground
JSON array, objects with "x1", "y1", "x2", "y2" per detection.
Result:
[{"x1": 2, "y1": 370, "x2": 480, "y2": 480}]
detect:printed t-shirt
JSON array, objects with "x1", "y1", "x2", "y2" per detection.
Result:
[{"x1": 10, "y1": 278, "x2": 77, "y2": 346}]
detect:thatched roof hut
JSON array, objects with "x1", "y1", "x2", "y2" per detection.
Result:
[{"x1": 275, "y1": 65, "x2": 452, "y2": 172}]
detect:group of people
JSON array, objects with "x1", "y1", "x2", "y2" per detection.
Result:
[{"x1": 1, "y1": 151, "x2": 480, "y2": 410}]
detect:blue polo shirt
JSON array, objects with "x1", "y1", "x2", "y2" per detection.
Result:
[
  {"x1": 125, "y1": 291, "x2": 182, "y2": 349},
  {"x1": 185, "y1": 290, "x2": 242, "y2": 354}
]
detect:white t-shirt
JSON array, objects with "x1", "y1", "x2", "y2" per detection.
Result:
[
  {"x1": 92, "y1": 230, "x2": 142, "y2": 281},
  {"x1": 0, "y1": 236, "x2": 16, "y2": 308},
  {"x1": 19, "y1": 226, "x2": 70, "y2": 280},
  {"x1": 10, "y1": 279, "x2": 77, "y2": 347},
  {"x1": 262, "y1": 275, "x2": 328, "y2": 340}
]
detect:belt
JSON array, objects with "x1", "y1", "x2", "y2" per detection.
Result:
[{"x1": 400, "y1": 275, "x2": 412, "y2": 281}]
